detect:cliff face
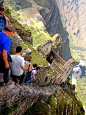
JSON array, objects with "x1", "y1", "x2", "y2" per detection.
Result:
[
  {"x1": 39, "y1": 2, "x2": 72, "y2": 61},
  {"x1": 5, "y1": 0, "x2": 72, "y2": 61},
  {"x1": 36, "y1": 0, "x2": 72, "y2": 61},
  {"x1": 56, "y1": 0, "x2": 86, "y2": 50},
  {"x1": 0, "y1": 83, "x2": 84, "y2": 115}
]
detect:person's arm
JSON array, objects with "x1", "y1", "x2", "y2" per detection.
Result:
[
  {"x1": 20, "y1": 56, "x2": 25, "y2": 70},
  {"x1": 32, "y1": 74, "x2": 36, "y2": 79},
  {"x1": 2, "y1": 50, "x2": 9, "y2": 68},
  {"x1": 4, "y1": 16, "x2": 9, "y2": 28},
  {"x1": 29, "y1": 63, "x2": 32, "y2": 72},
  {"x1": 21, "y1": 66, "x2": 25, "y2": 70}
]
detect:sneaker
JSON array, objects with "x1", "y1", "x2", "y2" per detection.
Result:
[
  {"x1": 6, "y1": 80, "x2": 13, "y2": 85},
  {"x1": 3, "y1": 83, "x2": 6, "y2": 86}
]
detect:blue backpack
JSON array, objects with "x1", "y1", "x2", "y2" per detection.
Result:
[{"x1": 0, "y1": 15, "x2": 6, "y2": 32}]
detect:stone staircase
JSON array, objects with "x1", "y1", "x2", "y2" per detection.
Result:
[
  {"x1": 50, "y1": 58, "x2": 75, "y2": 85},
  {"x1": 37, "y1": 41, "x2": 75, "y2": 85},
  {"x1": 0, "y1": 82, "x2": 61, "y2": 115},
  {"x1": 0, "y1": 79, "x2": 80, "y2": 115}
]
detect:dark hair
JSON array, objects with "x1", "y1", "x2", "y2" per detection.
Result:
[
  {"x1": 33, "y1": 64, "x2": 37, "y2": 68},
  {"x1": 0, "y1": 7, "x2": 4, "y2": 11},
  {"x1": 36, "y1": 66, "x2": 40, "y2": 70},
  {"x1": 16, "y1": 46, "x2": 22, "y2": 53}
]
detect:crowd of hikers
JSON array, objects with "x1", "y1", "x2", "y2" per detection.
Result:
[{"x1": 0, "y1": 6, "x2": 40, "y2": 86}]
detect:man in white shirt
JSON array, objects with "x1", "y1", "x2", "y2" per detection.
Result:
[{"x1": 10, "y1": 46, "x2": 26, "y2": 84}]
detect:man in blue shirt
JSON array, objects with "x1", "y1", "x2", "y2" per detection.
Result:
[
  {"x1": 0, "y1": 6, "x2": 14, "y2": 85},
  {"x1": 0, "y1": 27, "x2": 12, "y2": 85}
]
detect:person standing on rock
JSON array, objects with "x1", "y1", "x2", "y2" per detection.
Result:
[
  {"x1": 0, "y1": 6, "x2": 15, "y2": 37},
  {"x1": 0, "y1": 29, "x2": 12, "y2": 85},
  {"x1": 0, "y1": 6, "x2": 15, "y2": 85},
  {"x1": 25, "y1": 55, "x2": 33, "y2": 80},
  {"x1": 10, "y1": 46, "x2": 26, "y2": 84},
  {"x1": 0, "y1": 6, "x2": 9, "y2": 32}
]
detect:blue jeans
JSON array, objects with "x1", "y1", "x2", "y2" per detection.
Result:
[
  {"x1": 26, "y1": 77, "x2": 34, "y2": 83},
  {"x1": 4, "y1": 68, "x2": 9, "y2": 83},
  {"x1": 0, "y1": 54, "x2": 10, "y2": 83}
]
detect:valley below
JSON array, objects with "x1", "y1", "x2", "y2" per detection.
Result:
[{"x1": 4, "y1": 0, "x2": 86, "y2": 113}]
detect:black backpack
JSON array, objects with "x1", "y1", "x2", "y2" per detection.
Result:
[{"x1": 25, "y1": 63, "x2": 32, "y2": 81}]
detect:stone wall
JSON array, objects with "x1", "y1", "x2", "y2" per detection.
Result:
[
  {"x1": 10, "y1": 32, "x2": 32, "y2": 60},
  {"x1": 37, "y1": 40, "x2": 75, "y2": 85},
  {"x1": 34, "y1": 65, "x2": 50, "y2": 86},
  {"x1": 37, "y1": 40, "x2": 52, "y2": 59},
  {"x1": 54, "y1": 59, "x2": 75, "y2": 84},
  {"x1": 51, "y1": 50, "x2": 65, "y2": 66}
]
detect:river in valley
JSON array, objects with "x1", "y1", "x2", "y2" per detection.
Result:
[{"x1": 70, "y1": 60, "x2": 86, "y2": 85}]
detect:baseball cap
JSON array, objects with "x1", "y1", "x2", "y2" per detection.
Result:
[{"x1": 0, "y1": 7, "x2": 4, "y2": 11}]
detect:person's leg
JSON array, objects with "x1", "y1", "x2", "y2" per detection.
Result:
[
  {"x1": 4, "y1": 61, "x2": 11, "y2": 83},
  {"x1": 26, "y1": 77, "x2": 34, "y2": 83},
  {"x1": 11, "y1": 74, "x2": 18, "y2": 83},
  {"x1": 0, "y1": 54, "x2": 5, "y2": 73},
  {"x1": 25, "y1": 71, "x2": 31, "y2": 82},
  {"x1": 19, "y1": 70, "x2": 26, "y2": 84},
  {"x1": 4, "y1": 68, "x2": 9, "y2": 83}
]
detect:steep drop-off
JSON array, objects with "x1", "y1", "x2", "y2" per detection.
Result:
[
  {"x1": 0, "y1": 1, "x2": 84, "y2": 114},
  {"x1": 37, "y1": 1, "x2": 72, "y2": 61},
  {"x1": 56, "y1": 0, "x2": 86, "y2": 50},
  {"x1": 5, "y1": 0, "x2": 72, "y2": 61}
]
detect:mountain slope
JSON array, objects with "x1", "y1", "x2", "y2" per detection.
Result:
[
  {"x1": 0, "y1": 1, "x2": 84, "y2": 114},
  {"x1": 5, "y1": 0, "x2": 71, "y2": 61},
  {"x1": 55, "y1": 0, "x2": 86, "y2": 62}
]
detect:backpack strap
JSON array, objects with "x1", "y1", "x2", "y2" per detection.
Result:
[
  {"x1": 31, "y1": 68, "x2": 36, "y2": 76},
  {"x1": 27, "y1": 63, "x2": 31, "y2": 72}
]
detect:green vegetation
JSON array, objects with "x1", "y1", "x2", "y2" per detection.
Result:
[
  {"x1": 33, "y1": 0, "x2": 54, "y2": 10},
  {"x1": 1, "y1": 103, "x2": 19, "y2": 115},
  {"x1": 3, "y1": 2, "x2": 85, "y2": 115},
  {"x1": 24, "y1": 40, "x2": 48, "y2": 66},
  {"x1": 70, "y1": 48, "x2": 86, "y2": 64},
  {"x1": 23, "y1": 23, "x2": 52, "y2": 48},
  {"x1": 5, "y1": 0, "x2": 32, "y2": 10},
  {"x1": 5, "y1": 0, "x2": 55, "y2": 49},
  {"x1": 23, "y1": 97, "x2": 49, "y2": 115},
  {"x1": 76, "y1": 77, "x2": 86, "y2": 109},
  {"x1": 5, "y1": 8, "x2": 31, "y2": 37},
  {"x1": 4, "y1": 7, "x2": 49, "y2": 67},
  {"x1": 23, "y1": 89, "x2": 84, "y2": 115},
  {"x1": 48, "y1": 70, "x2": 51, "y2": 74}
]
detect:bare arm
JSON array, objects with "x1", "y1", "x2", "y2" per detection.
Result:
[
  {"x1": 21, "y1": 66, "x2": 25, "y2": 70},
  {"x1": 32, "y1": 74, "x2": 35, "y2": 79},
  {"x1": 2, "y1": 50, "x2": 9, "y2": 68},
  {"x1": 29, "y1": 63, "x2": 32, "y2": 72},
  {"x1": 4, "y1": 16, "x2": 9, "y2": 27}
]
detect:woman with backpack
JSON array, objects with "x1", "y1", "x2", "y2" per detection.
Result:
[{"x1": 26, "y1": 64, "x2": 40, "y2": 84}]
